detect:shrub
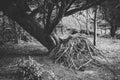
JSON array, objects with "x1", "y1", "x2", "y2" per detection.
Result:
[{"x1": 17, "y1": 57, "x2": 56, "y2": 80}]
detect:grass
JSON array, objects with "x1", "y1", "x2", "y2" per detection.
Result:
[
  {"x1": 0, "y1": 36, "x2": 120, "y2": 80},
  {"x1": 88, "y1": 36, "x2": 120, "y2": 63}
]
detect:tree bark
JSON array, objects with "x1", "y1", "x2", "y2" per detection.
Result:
[
  {"x1": 0, "y1": 0, "x2": 106, "y2": 51},
  {"x1": 93, "y1": 6, "x2": 98, "y2": 46},
  {"x1": 4, "y1": 5, "x2": 56, "y2": 51},
  {"x1": 109, "y1": 18, "x2": 117, "y2": 37},
  {"x1": 86, "y1": 9, "x2": 89, "y2": 35},
  {"x1": 110, "y1": 25, "x2": 117, "y2": 37}
]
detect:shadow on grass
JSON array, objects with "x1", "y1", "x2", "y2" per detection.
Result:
[{"x1": 0, "y1": 49, "x2": 48, "y2": 58}]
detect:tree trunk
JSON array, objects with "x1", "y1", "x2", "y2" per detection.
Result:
[
  {"x1": 101, "y1": 28, "x2": 102, "y2": 34},
  {"x1": 4, "y1": 6, "x2": 56, "y2": 51},
  {"x1": 93, "y1": 6, "x2": 98, "y2": 46},
  {"x1": 105, "y1": 26, "x2": 106, "y2": 34},
  {"x1": 110, "y1": 25, "x2": 117, "y2": 37},
  {"x1": 86, "y1": 9, "x2": 89, "y2": 35}
]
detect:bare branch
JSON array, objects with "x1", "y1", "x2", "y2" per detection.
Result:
[
  {"x1": 44, "y1": 3, "x2": 54, "y2": 30},
  {"x1": 65, "y1": 0, "x2": 77, "y2": 11},
  {"x1": 65, "y1": 0, "x2": 105, "y2": 16},
  {"x1": 29, "y1": 5, "x2": 46, "y2": 17},
  {"x1": 46, "y1": 1, "x2": 66, "y2": 35}
]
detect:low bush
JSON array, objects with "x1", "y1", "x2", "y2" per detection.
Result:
[{"x1": 17, "y1": 57, "x2": 56, "y2": 80}]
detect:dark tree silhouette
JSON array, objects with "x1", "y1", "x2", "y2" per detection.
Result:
[
  {"x1": 0, "y1": 0, "x2": 105, "y2": 51},
  {"x1": 101, "y1": 0, "x2": 120, "y2": 37}
]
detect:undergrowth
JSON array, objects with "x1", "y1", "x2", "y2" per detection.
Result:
[
  {"x1": 17, "y1": 57, "x2": 56, "y2": 80},
  {"x1": 15, "y1": 34, "x2": 118, "y2": 80}
]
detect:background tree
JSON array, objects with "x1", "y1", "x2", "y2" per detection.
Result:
[
  {"x1": 93, "y1": 6, "x2": 98, "y2": 46},
  {"x1": 72, "y1": 9, "x2": 91, "y2": 35},
  {"x1": 0, "y1": 0, "x2": 105, "y2": 51},
  {"x1": 101, "y1": 0, "x2": 120, "y2": 37}
]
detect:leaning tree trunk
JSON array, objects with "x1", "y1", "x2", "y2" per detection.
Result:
[{"x1": 3, "y1": 5, "x2": 57, "y2": 51}]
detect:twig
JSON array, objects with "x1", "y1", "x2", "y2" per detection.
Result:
[
  {"x1": 55, "y1": 47, "x2": 69, "y2": 63},
  {"x1": 85, "y1": 40, "x2": 93, "y2": 58},
  {"x1": 78, "y1": 59, "x2": 93, "y2": 70}
]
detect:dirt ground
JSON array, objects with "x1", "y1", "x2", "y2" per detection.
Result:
[{"x1": 0, "y1": 37, "x2": 120, "y2": 80}]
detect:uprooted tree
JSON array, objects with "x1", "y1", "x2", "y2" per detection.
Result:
[{"x1": 0, "y1": 0, "x2": 105, "y2": 51}]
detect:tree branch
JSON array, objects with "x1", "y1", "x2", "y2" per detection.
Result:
[
  {"x1": 4, "y1": 3, "x2": 57, "y2": 50},
  {"x1": 45, "y1": 3, "x2": 54, "y2": 30},
  {"x1": 65, "y1": 0, "x2": 77, "y2": 11},
  {"x1": 29, "y1": 5, "x2": 46, "y2": 17},
  {"x1": 46, "y1": 1, "x2": 66, "y2": 35},
  {"x1": 65, "y1": 0, "x2": 105, "y2": 16}
]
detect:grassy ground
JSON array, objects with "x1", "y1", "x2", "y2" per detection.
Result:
[
  {"x1": 0, "y1": 37, "x2": 120, "y2": 80},
  {"x1": 88, "y1": 37, "x2": 120, "y2": 63},
  {"x1": 88, "y1": 36, "x2": 120, "y2": 79}
]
